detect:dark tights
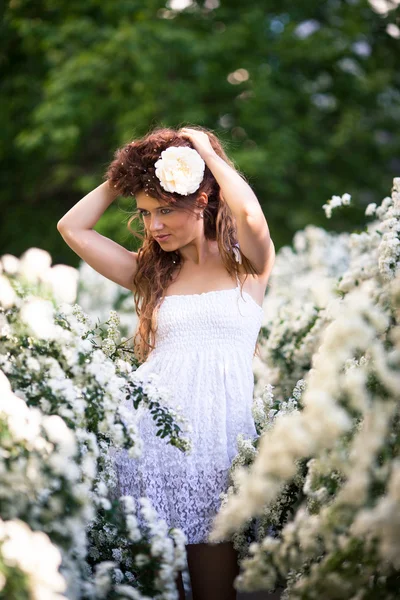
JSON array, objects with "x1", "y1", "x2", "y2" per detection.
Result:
[{"x1": 175, "y1": 540, "x2": 240, "y2": 600}]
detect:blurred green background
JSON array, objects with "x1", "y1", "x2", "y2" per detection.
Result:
[{"x1": 1, "y1": 0, "x2": 399, "y2": 268}]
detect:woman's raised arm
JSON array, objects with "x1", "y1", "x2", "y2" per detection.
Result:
[{"x1": 57, "y1": 181, "x2": 138, "y2": 292}]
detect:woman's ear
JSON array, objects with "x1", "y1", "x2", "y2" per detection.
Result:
[{"x1": 197, "y1": 191, "x2": 209, "y2": 210}]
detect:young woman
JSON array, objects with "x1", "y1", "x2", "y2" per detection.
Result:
[{"x1": 57, "y1": 125, "x2": 275, "y2": 600}]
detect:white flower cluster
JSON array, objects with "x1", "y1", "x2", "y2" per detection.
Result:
[
  {"x1": 0, "y1": 247, "x2": 78, "y2": 305},
  {"x1": 0, "y1": 517, "x2": 66, "y2": 600},
  {"x1": 253, "y1": 224, "x2": 351, "y2": 399},
  {"x1": 322, "y1": 192, "x2": 351, "y2": 218},
  {"x1": 87, "y1": 495, "x2": 187, "y2": 600},
  {"x1": 154, "y1": 146, "x2": 205, "y2": 195},
  {"x1": 335, "y1": 191, "x2": 400, "y2": 293},
  {"x1": 75, "y1": 260, "x2": 137, "y2": 339},
  {"x1": 0, "y1": 370, "x2": 92, "y2": 595},
  {"x1": 215, "y1": 380, "x2": 305, "y2": 560},
  {"x1": 251, "y1": 380, "x2": 304, "y2": 436}
]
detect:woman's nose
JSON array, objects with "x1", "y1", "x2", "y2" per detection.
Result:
[{"x1": 149, "y1": 215, "x2": 165, "y2": 232}]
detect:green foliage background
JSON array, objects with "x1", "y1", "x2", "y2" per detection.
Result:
[{"x1": 1, "y1": 0, "x2": 399, "y2": 267}]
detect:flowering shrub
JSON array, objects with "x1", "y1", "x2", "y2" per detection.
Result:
[
  {"x1": 0, "y1": 246, "x2": 137, "y2": 338},
  {"x1": 85, "y1": 496, "x2": 187, "y2": 600},
  {"x1": 74, "y1": 260, "x2": 137, "y2": 338},
  {"x1": 0, "y1": 517, "x2": 66, "y2": 600},
  {"x1": 0, "y1": 268, "x2": 191, "y2": 599},
  {"x1": 209, "y1": 177, "x2": 400, "y2": 599},
  {"x1": 253, "y1": 223, "x2": 351, "y2": 399}
]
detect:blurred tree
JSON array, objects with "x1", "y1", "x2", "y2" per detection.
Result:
[{"x1": 1, "y1": 0, "x2": 399, "y2": 264}]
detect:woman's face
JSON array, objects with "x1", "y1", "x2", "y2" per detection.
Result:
[{"x1": 135, "y1": 190, "x2": 205, "y2": 251}]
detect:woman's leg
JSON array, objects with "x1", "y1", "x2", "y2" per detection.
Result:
[{"x1": 186, "y1": 541, "x2": 240, "y2": 600}]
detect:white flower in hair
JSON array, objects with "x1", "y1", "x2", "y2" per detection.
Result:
[{"x1": 154, "y1": 146, "x2": 206, "y2": 195}]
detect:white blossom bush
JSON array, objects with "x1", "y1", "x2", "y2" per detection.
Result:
[
  {"x1": 216, "y1": 378, "x2": 309, "y2": 576},
  {"x1": 0, "y1": 369, "x2": 93, "y2": 599},
  {"x1": 253, "y1": 223, "x2": 351, "y2": 399},
  {"x1": 0, "y1": 247, "x2": 79, "y2": 306},
  {"x1": 0, "y1": 365, "x2": 189, "y2": 599},
  {"x1": 84, "y1": 496, "x2": 187, "y2": 600},
  {"x1": 0, "y1": 517, "x2": 67, "y2": 600},
  {"x1": 74, "y1": 261, "x2": 137, "y2": 339},
  {"x1": 210, "y1": 177, "x2": 400, "y2": 599},
  {"x1": 0, "y1": 272, "x2": 192, "y2": 599},
  {"x1": 0, "y1": 246, "x2": 137, "y2": 340}
]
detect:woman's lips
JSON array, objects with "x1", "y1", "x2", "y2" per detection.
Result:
[{"x1": 156, "y1": 234, "x2": 171, "y2": 242}]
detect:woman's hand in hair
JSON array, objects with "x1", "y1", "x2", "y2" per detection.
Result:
[{"x1": 178, "y1": 128, "x2": 216, "y2": 161}]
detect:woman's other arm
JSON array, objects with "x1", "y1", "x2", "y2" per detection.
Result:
[{"x1": 57, "y1": 181, "x2": 138, "y2": 292}]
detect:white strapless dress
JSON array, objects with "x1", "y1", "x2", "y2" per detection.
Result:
[{"x1": 113, "y1": 274, "x2": 263, "y2": 544}]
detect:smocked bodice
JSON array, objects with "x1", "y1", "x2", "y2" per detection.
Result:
[{"x1": 150, "y1": 284, "x2": 263, "y2": 357}]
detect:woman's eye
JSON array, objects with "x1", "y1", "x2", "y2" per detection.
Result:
[{"x1": 138, "y1": 209, "x2": 171, "y2": 216}]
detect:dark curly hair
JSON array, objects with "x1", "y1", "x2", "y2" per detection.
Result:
[{"x1": 104, "y1": 125, "x2": 260, "y2": 363}]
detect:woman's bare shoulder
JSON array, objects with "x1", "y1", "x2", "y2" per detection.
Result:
[{"x1": 238, "y1": 240, "x2": 275, "y2": 300}]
